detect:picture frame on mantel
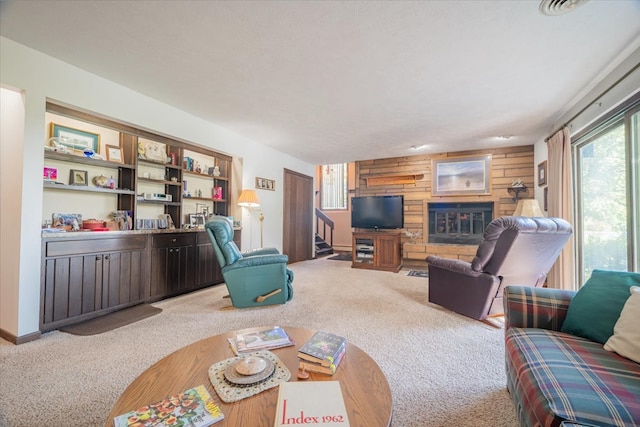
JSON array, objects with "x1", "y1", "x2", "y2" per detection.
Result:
[{"x1": 431, "y1": 154, "x2": 492, "y2": 196}]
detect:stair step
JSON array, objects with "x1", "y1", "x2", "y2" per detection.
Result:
[{"x1": 316, "y1": 247, "x2": 334, "y2": 256}]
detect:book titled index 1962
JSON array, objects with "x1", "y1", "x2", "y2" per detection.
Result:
[
  {"x1": 274, "y1": 381, "x2": 350, "y2": 427},
  {"x1": 113, "y1": 384, "x2": 223, "y2": 427}
]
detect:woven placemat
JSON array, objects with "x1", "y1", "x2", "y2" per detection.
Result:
[{"x1": 208, "y1": 350, "x2": 291, "y2": 403}]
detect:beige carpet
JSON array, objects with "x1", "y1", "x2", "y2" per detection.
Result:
[{"x1": 0, "y1": 257, "x2": 517, "y2": 426}]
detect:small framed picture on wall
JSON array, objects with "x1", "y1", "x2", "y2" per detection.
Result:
[
  {"x1": 256, "y1": 177, "x2": 276, "y2": 191},
  {"x1": 538, "y1": 161, "x2": 547, "y2": 186}
]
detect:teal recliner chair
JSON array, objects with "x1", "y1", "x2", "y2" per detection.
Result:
[{"x1": 205, "y1": 216, "x2": 294, "y2": 308}]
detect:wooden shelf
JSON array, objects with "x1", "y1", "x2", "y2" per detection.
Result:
[
  {"x1": 137, "y1": 177, "x2": 181, "y2": 186},
  {"x1": 43, "y1": 181, "x2": 135, "y2": 195},
  {"x1": 45, "y1": 150, "x2": 135, "y2": 170},
  {"x1": 365, "y1": 174, "x2": 424, "y2": 187}
]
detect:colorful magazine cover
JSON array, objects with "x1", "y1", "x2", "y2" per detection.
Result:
[
  {"x1": 234, "y1": 326, "x2": 294, "y2": 352},
  {"x1": 113, "y1": 384, "x2": 223, "y2": 427}
]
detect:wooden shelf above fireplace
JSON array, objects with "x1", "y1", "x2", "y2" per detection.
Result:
[{"x1": 365, "y1": 174, "x2": 424, "y2": 187}]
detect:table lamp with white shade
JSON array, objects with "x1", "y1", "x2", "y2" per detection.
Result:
[
  {"x1": 237, "y1": 189, "x2": 262, "y2": 249},
  {"x1": 513, "y1": 198, "x2": 545, "y2": 217}
]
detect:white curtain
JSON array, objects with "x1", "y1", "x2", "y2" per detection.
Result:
[{"x1": 547, "y1": 127, "x2": 576, "y2": 290}]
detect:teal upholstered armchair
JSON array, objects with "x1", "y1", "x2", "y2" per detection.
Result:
[{"x1": 205, "y1": 216, "x2": 294, "y2": 308}]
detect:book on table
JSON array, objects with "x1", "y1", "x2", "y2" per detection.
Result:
[
  {"x1": 299, "y1": 340, "x2": 346, "y2": 375},
  {"x1": 273, "y1": 381, "x2": 350, "y2": 427},
  {"x1": 233, "y1": 326, "x2": 294, "y2": 353},
  {"x1": 297, "y1": 330, "x2": 347, "y2": 367},
  {"x1": 112, "y1": 384, "x2": 223, "y2": 427}
]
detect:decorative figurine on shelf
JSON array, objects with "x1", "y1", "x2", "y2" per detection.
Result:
[
  {"x1": 511, "y1": 178, "x2": 524, "y2": 188},
  {"x1": 213, "y1": 166, "x2": 221, "y2": 177},
  {"x1": 405, "y1": 229, "x2": 422, "y2": 244},
  {"x1": 195, "y1": 161, "x2": 202, "y2": 174}
]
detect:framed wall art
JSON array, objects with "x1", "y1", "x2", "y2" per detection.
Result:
[
  {"x1": 106, "y1": 145, "x2": 124, "y2": 163},
  {"x1": 538, "y1": 161, "x2": 547, "y2": 186},
  {"x1": 69, "y1": 169, "x2": 88, "y2": 186},
  {"x1": 431, "y1": 154, "x2": 491, "y2": 196},
  {"x1": 256, "y1": 177, "x2": 275, "y2": 191},
  {"x1": 50, "y1": 123, "x2": 100, "y2": 153}
]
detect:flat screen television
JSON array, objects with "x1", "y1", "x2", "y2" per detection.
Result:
[{"x1": 351, "y1": 195, "x2": 404, "y2": 230}]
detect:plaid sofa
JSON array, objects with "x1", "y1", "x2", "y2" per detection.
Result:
[{"x1": 504, "y1": 286, "x2": 640, "y2": 427}]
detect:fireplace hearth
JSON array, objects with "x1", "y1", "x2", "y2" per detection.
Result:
[{"x1": 428, "y1": 202, "x2": 493, "y2": 245}]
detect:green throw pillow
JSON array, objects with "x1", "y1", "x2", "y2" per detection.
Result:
[{"x1": 561, "y1": 269, "x2": 640, "y2": 344}]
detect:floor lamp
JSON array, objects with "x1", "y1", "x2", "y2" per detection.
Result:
[{"x1": 238, "y1": 189, "x2": 261, "y2": 250}]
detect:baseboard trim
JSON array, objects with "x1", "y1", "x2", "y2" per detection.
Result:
[{"x1": 0, "y1": 328, "x2": 41, "y2": 345}]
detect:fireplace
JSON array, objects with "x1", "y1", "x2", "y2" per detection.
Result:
[{"x1": 428, "y1": 202, "x2": 493, "y2": 244}]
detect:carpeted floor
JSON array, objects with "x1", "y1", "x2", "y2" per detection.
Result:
[{"x1": 0, "y1": 257, "x2": 517, "y2": 426}]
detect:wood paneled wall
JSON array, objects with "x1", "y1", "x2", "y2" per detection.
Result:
[{"x1": 355, "y1": 145, "x2": 535, "y2": 266}]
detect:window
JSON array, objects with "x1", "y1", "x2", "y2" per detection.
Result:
[
  {"x1": 573, "y1": 98, "x2": 640, "y2": 283},
  {"x1": 320, "y1": 163, "x2": 347, "y2": 210}
]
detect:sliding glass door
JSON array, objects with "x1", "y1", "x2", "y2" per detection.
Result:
[{"x1": 574, "y1": 105, "x2": 639, "y2": 284}]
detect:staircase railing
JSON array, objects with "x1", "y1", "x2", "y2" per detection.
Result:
[{"x1": 316, "y1": 208, "x2": 334, "y2": 248}]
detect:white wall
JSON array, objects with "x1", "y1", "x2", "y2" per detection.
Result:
[
  {"x1": 0, "y1": 87, "x2": 26, "y2": 335},
  {"x1": 533, "y1": 47, "x2": 640, "y2": 210},
  {"x1": 0, "y1": 37, "x2": 315, "y2": 340}
]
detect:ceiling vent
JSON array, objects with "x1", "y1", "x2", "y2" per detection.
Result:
[{"x1": 539, "y1": 0, "x2": 589, "y2": 16}]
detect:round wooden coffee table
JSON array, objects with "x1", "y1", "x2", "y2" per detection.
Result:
[{"x1": 106, "y1": 326, "x2": 392, "y2": 426}]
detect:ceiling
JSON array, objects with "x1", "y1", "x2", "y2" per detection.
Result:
[{"x1": 1, "y1": 1, "x2": 639, "y2": 165}]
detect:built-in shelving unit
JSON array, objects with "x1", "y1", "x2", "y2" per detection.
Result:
[{"x1": 43, "y1": 103, "x2": 233, "y2": 230}]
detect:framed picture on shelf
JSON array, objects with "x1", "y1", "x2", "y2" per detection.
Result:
[
  {"x1": 431, "y1": 154, "x2": 491, "y2": 196},
  {"x1": 538, "y1": 161, "x2": 547, "y2": 186},
  {"x1": 43, "y1": 166, "x2": 58, "y2": 181},
  {"x1": 69, "y1": 169, "x2": 88, "y2": 186},
  {"x1": 138, "y1": 139, "x2": 167, "y2": 162},
  {"x1": 50, "y1": 123, "x2": 100, "y2": 154},
  {"x1": 106, "y1": 145, "x2": 124, "y2": 163},
  {"x1": 256, "y1": 177, "x2": 276, "y2": 191},
  {"x1": 188, "y1": 213, "x2": 206, "y2": 228}
]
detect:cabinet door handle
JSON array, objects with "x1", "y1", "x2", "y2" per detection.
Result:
[
  {"x1": 96, "y1": 256, "x2": 101, "y2": 261},
  {"x1": 104, "y1": 255, "x2": 110, "y2": 260},
  {"x1": 172, "y1": 238, "x2": 177, "y2": 242}
]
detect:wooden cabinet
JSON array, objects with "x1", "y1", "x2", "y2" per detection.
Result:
[
  {"x1": 195, "y1": 232, "x2": 222, "y2": 288},
  {"x1": 40, "y1": 103, "x2": 235, "y2": 332},
  {"x1": 352, "y1": 231, "x2": 402, "y2": 272},
  {"x1": 150, "y1": 233, "x2": 197, "y2": 299},
  {"x1": 41, "y1": 235, "x2": 148, "y2": 332}
]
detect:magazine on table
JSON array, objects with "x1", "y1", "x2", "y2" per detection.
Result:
[
  {"x1": 113, "y1": 384, "x2": 223, "y2": 427},
  {"x1": 233, "y1": 326, "x2": 294, "y2": 353}
]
